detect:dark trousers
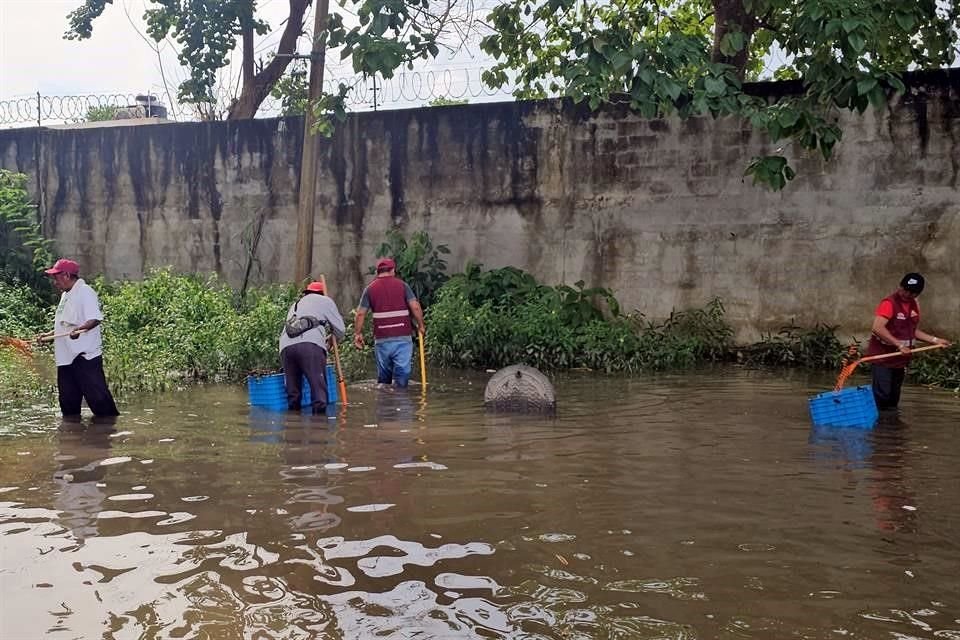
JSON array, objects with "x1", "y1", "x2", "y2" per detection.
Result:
[
  {"x1": 872, "y1": 365, "x2": 906, "y2": 410},
  {"x1": 281, "y1": 342, "x2": 328, "y2": 413},
  {"x1": 57, "y1": 355, "x2": 120, "y2": 417}
]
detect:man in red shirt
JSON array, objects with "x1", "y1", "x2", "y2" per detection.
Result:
[
  {"x1": 353, "y1": 258, "x2": 425, "y2": 388},
  {"x1": 866, "y1": 273, "x2": 952, "y2": 410}
]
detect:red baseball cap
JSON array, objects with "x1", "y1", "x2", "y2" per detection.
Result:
[
  {"x1": 304, "y1": 281, "x2": 325, "y2": 293},
  {"x1": 376, "y1": 257, "x2": 396, "y2": 272},
  {"x1": 44, "y1": 258, "x2": 80, "y2": 276}
]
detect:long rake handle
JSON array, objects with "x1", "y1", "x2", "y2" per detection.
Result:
[
  {"x1": 418, "y1": 331, "x2": 427, "y2": 388},
  {"x1": 38, "y1": 329, "x2": 88, "y2": 343},
  {"x1": 320, "y1": 275, "x2": 348, "y2": 405},
  {"x1": 856, "y1": 343, "x2": 946, "y2": 364},
  {"x1": 835, "y1": 343, "x2": 947, "y2": 390}
]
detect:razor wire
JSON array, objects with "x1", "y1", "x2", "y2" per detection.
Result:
[
  {"x1": 328, "y1": 67, "x2": 514, "y2": 109},
  {"x1": 1, "y1": 68, "x2": 518, "y2": 128},
  {"x1": 0, "y1": 93, "x2": 148, "y2": 127}
]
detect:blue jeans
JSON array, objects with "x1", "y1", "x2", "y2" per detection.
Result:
[{"x1": 375, "y1": 338, "x2": 413, "y2": 387}]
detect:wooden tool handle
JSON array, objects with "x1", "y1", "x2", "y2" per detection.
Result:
[
  {"x1": 38, "y1": 328, "x2": 88, "y2": 343},
  {"x1": 320, "y1": 274, "x2": 349, "y2": 405},
  {"x1": 857, "y1": 343, "x2": 946, "y2": 364}
]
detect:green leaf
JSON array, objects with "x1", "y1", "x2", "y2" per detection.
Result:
[
  {"x1": 848, "y1": 32, "x2": 866, "y2": 53},
  {"x1": 661, "y1": 79, "x2": 683, "y2": 101},
  {"x1": 704, "y1": 76, "x2": 726, "y2": 97},
  {"x1": 776, "y1": 108, "x2": 800, "y2": 128},
  {"x1": 856, "y1": 77, "x2": 878, "y2": 95},
  {"x1": 894, "y1": 11, "x2": 915, "y2": 32},
  {"x1": 868, "y1": 86, "x2": 887, "y2": 109},
  {"x1": 887, "y1": 75, "x2": 906, "y2": 94},
  {"x1": 719, "y1": 31, "x2": 745, "y2": 58}
]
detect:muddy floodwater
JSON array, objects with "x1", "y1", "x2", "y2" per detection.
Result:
[{"x1": 2, "y1": 368, "x2": 960, "y2": 639}]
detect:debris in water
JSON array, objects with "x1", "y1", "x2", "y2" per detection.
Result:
[
  {"x1": 98, "y1": 456, "x2": 132, "y2": 466},
  {"x1": 347, "y1": 504, "x2": 395, "y2": 512}
]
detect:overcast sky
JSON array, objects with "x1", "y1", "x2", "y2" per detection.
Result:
[{"x1": 0, "y1": 0, "x2": 505, "y2": 121}]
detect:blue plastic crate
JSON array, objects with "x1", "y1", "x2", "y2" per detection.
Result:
[
  {"x1": 808, "y1": 385, "x2": 878, "y2": 428},
  {"x1": 325, "y1": 364, "x2": 339, "y2": 404},
  {"x1": 247, "y1": 364, "x2": 339, "y2": 410}
]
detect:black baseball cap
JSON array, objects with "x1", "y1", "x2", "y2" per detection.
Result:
[{"x1": 900, "y1": 272, "x2": 925, "y2": 294}]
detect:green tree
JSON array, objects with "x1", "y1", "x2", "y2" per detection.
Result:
[
  {"x1": 426, "y1": 96, "x2": 469, "y2": 106},
  {"x1": 270, "y1": 58, "x2": 310, "y2": 117},
  {"x1": 66, "y1": 0, "x2": 476, "y2": 120},
  {"x1": 84, "y1": 104, "x2": 119, "y2": 122},
  {"x1": 481, "y1": 0, "x2": 960, "y2": 189}
]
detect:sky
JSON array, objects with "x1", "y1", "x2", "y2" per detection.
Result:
[{"x1": 0, "y1": 0, "x2": 507, "y2": 123}]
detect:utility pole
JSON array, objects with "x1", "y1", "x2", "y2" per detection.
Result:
[{"x1": 294, "y1": 0, "x2": 331, "y2": 282}]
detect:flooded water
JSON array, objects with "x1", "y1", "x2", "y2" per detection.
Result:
[{"x1": 2, "y1": 368, "x2": 960, "y2": 639}]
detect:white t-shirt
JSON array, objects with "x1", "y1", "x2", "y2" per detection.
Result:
[{"x1": 53, "y1": 279, "x2": 104, "y2": 366}]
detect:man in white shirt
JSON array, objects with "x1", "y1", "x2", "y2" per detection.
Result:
[{"x1": 37, "y1": 258, "x2": 119, "y2": 417}]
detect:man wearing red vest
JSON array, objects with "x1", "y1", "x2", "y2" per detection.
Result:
[
  {"x1": 353, "y1": 257, "x2": 425, "y2": 388},
  {"x1": 866, "y1": 272, "x2": 952, "y2": 410}
]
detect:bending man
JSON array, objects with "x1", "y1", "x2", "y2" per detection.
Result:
[{"x1": 280, "y1": 281, "x2": 346, "y2": 413}]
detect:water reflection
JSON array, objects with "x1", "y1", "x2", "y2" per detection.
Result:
[
  {"x1": 868, "y1": 421, "x2": 918, "y2": 534},
  {"x1": 53, "y1": 427, "x2": 113, "y2": 545},
  {"x1": 808, "y1": 424, "x2": 874, "y2": 468},
  {"x1": 808, "y1": 416, "x2": 921, "y2": 535},
  {"x1": 1, "y1": 369, "x2": 959, "y2": 638}
]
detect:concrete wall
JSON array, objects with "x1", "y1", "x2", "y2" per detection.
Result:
[{"x1": 1, "y1": 71, "x2": 958, "y2": 342}]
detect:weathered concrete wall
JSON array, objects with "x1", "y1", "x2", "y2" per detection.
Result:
[{"x1": 2, "y1": 70, "x2": 958, "y2": 342}]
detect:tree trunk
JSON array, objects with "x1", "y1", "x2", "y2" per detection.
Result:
[
  {"x1": 711, "y1": 0, "x2": 756, "y2": 79},
  {"x1": 241, "y1": 22, "x2": 255, "y2": 89},
  {"x1": 229, "y1": 0, "x2": 312, "y2": 120}
]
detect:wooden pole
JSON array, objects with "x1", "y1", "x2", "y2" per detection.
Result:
[
  {"x1": 320, "y1": 274, "x2": 348, "y2": 405},
  {"x1": 418, "y1": 332, "x2": 427, "y2": 388},
  {"x1": 294, "y1": 0, "x2": 331, "y2": 282}
]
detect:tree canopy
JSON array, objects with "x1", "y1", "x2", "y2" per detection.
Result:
[
  {"x1": 65, "y1": 0, "x2": 960, "y2": 188},
  {"x1": 480, "y1": 0, "x2": 960, "y2": 188},
  {"x1": 65, "y1": 0, "x2": 473, "y2": 119}
]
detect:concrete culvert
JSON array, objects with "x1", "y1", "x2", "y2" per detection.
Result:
[{"x1": 483, "y1": 365, "x2": 556, "y2": 413}]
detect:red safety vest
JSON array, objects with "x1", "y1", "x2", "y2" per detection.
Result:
[
  {"x1": 366, "y1": 276, "x2": 412, "y2": 340},
  {"x1": 866, "y1": 292, "x2": 919, "y2": 368}
]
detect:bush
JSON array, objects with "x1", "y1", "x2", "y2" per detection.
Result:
[
  {"x1": 0, "y1": 279, "x2": 50, "y2": 338},
  {"x1": 94, "y1": 269, "x2": 370, "y2": 396},
  {"x1": 910, "y1": 346, "x2": 960, "y2": 391},
  {"x1": 371, "y1": 229, "x2": 450, "y2": 308},
  {"x1": 737, "y1": 324, "x2": 847, "y2": 369},
  {"x1": 0, "y1": 279, "x2": 54, "y2": 408},
  {"x1": 426, "y1": 265, "x2": 732, "y2": 373},
  {"x1": 0, "y1": 170, "x2": 55, "y2": 297}
]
